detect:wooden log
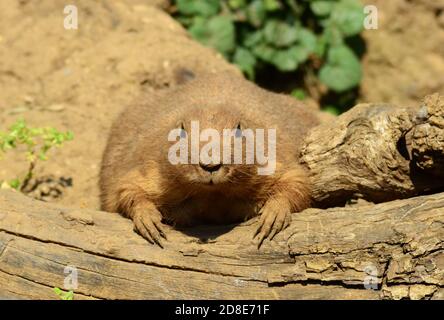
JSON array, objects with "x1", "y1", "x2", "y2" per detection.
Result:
[
  {"x1": 302, "y1": 93, "x2": 444, "y2": 207},
  {"x1": 0, "y1": 189, "x2": 442, "y2": 300}
]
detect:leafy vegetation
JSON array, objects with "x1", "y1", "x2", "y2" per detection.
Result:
[
  {"x1": 0, "y1": 119, "x2": 73, "y2": 191},
  {"x1": 172, "y1": 0, "x2": 365, "y2": 112},
  {"x1": 53, "y1": 287, "x2": 74, "y2": 300}
]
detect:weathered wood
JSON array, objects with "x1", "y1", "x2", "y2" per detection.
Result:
[
  {"x1": 0, "y1": 189, "x2": 442, "y2": 300},
  {"x1": 302, "y1": 93, "x2": 444, "y2": 207}
]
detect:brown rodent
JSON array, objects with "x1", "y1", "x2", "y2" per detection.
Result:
[{"x1": 99, "y1": 73, "x2": 319, "y2": 247}]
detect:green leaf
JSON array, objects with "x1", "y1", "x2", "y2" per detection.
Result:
[
  {"x1": 38, "y1": 152, "x2": 48, "y2": 161},
  {"x1": 252, "y1": 44, "x2": 275, "y2": 62},
  {"x1": 271, "y1": 48, "x2": 299, "y2": 71},
  {"x1": 53, "y1": 287, "x2": 74, "y2": 300},
  {"x1": 264, "y1": 20, "x2": 298, "y2": 47},
  {"x1": 8, "y1": 178, "x2": 21, "y2": 190},
  {"x1": 242, "y1": 30, "x2": 264, "y2": 48},
  {"x1": 246, "y1": 0, "x2": 266, "y2": 27},
  {"x1": 291, "y1": 88, "x2": 307, "y2": 100},
  {"x1": 63, "y1": 291, "x2": 74, "y2": 300},
  {"x1": 292, "y1": 28, "x2": 317, "y2": 63},
  {"x1": 315, "y1": 33, "x2": 328, "y2": 57},
  {"x1": 176, "y1": 16, "x2": 194, "y2": 27},
  {"x1": 228, "y1": 0, "x2": 246, "y2": 9},
  {"x1": 322, "y1": 24, "x2": 344, "y2": 47},
  {"x1": 263, "y1": 0, "x2": 281, "y2": 11},
  {"x1": 319, "y1": 45, "x2": 362, "y2": 92},
  {"x1": 323, "y1": 105, "x2": 341, "y2": 115},
  {"x1": 287, "y1": 46, "x2": 308, "y2": 64},
  {"x1": 272, "y1": 33, "x2": 315, "y2": 70},
  {"x1": 254, "y1": 43, "x2": 311, "y2": 72},
  {"x1": 310, "y1": 1, "x2": 335, "y2": 17},
  {"x1": 330, "y1": 0, "x2": 365, "y2": 37},
  {"x1": 176, "y1": 0, "x2": 220, "y2": 17},
  {"x1": 189, "y1": 16, "x2": 236, "y2": 54},
  {"x1": 299, "y1": 28, "x2": 317, "y2": 50},
  {"x1": 233, "y1": 47, "x2": 257, "y2": 79},
  {"x1": 286, "y1": 0, "x2": 302, "y2": 15},
  {"x1": 65, "y1": 131, "x2": 74, "y2": 141}
]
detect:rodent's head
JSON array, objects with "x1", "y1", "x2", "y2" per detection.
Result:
[{"x1": 164, "y1": 104, "x2": 265, "y2": 193}]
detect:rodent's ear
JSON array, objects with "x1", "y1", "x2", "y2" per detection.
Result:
[
  {"x1": 236, "y1": 120, "x2": 247, "y2": 131},
  {"x1": 176, "y1": 120, "x2": 187, "y2": 138},
  {"x1": 235, "y1": 120, "x2": 246, "y2": 138},
  {"x1": 175, "y1": 120, "x2": 185, "y2": 130},
  {"x1": 174, "y1": 68, "x2": 195, "y2": 85}
]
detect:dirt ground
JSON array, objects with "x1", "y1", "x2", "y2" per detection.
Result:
[
  {"x1": 360, "y1": 0, "x2": 444, "y2": 106},
  {"x1": 0, "y1": 0, "x2": 443, "y2": 210},
  {"x1": 0, "y1": 0, "x2": 239, "y2": 209}
]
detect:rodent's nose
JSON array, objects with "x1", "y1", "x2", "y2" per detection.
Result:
[{"x1": 199, "y1": 162, "x2": 222, "y2": 173}]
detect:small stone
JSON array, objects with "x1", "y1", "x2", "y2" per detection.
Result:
[
  {"x1": 179, "y1": 245, "x2": 201, "y2": 256},
  {"x1": 45, "y1": 104, "x2": 65, "y2": 112},
  {"x1": 49, "y1": 190, "x2": 59, "y2": 198},
  {"x1": 8, "y1": 106, "x2": 29, "y2": 114},
  {"x1": 61, "y1": 209, "x2": 94, "y2": 225},
  {"x1": 23, "y1": 95, "x2": 34, "y2": 104},
  {"x1": 0, "y1": 181, "x2": 12, "y2": 189},
  {"x1": 39, "y1": 185, "x2": 50, "y2": 195}
]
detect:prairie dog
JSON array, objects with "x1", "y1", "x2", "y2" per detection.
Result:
[{"x1": 99, "y1": 73, "x2": 319, "y2": 247}]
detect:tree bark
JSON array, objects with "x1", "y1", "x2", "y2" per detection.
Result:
[
  {"x1": 0, "y1": 187, "x2": 442, "y2": 300},
  {"x1": 0, "y1": 94, "x2": 443, "y2": 300},
  {"x1": 302, "y1": 93, "x2": 444, "y2": 207}
]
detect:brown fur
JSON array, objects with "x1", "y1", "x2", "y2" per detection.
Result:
[{"x1": 99, "y1": 73, "x2": 319, "y2": 247}]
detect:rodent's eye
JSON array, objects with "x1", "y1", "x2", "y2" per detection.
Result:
[
  {"x1": 235, "y1": 122, "x2": 242, "y2": 138},
  {"x1": 177, "y1": 121, "x2": 187, "y2": 139}
]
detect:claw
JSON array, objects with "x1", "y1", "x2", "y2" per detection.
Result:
[
  {"x1": 134, "y1": 210, "x2": 167, "y2": 248},
  {"x1": 134, "y1": 222, "x2": 154, "y2": 244},
  {"x1": 253, "y1": 207, "x2": 290, "y2": 248},
  {"x1": 268, "y1": 226, "x2": 280, "y2": 240},
  {"x1": 141, "y1": 217, "x2": 163, "y2": 247},
  {"x1": 255, "y1": 232, "x2": 267, "y2": 249},
  {"x1": 153, "y1": 219, "x2": 168, "y2": 240}
]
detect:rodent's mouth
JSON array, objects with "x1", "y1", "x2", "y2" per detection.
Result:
[
  {"x1": 204, "y1": 177, "x2": 220, "y2": 185},
  {"x1": 188, "y1": 166, "x2": 232, "y2": 185},
  {"x1": 198, "y1": 174, "x2": 228, "y2": 186}
]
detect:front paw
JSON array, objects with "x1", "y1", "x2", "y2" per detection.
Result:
[
  {"x1": 253, "y1": 204, "x2": 291, "y2": 248},
  {"x1": 133, "y1": 209, "x2": 168, "y2": 248}
]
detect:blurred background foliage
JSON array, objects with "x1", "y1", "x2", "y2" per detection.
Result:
[{"x1": 170, "y1": 0, "x2": 366, "y2": 114}]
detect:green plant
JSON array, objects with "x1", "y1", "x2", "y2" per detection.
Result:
[
  {"x1": 323, "y1": 105, "x2": 341, "y2": 115},
  {"x1": 0, "y1": 119, "x2": 73, "y2": 191},
  {"x1": 172, "y1": 0, "x2": 365, "y2": 98},
  {"x1": 53, "y1": 287, "x2": 74, "y2": 300},
  {"x1": 291, "y1": 88, "x2": 307, "y2": 100}
]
